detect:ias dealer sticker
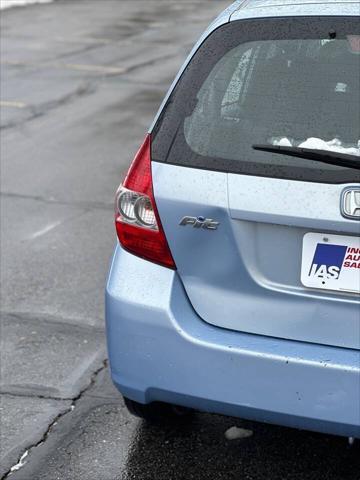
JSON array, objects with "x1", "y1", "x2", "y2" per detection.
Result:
[{"x1": 301, "y1": 232, "x2": 360, "y2": 294}]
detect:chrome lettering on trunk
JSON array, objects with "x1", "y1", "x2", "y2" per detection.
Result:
[{"x1": 179, "y1": 216, "x2": 219, "y2": 230}]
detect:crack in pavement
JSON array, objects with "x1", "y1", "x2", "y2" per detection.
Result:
[
  {"x1": 0, "y1": 82, "x2": 96, "y2": 131},
  {"x1": 1, "y1": 360, "x2": 108, "y2": 480},
  {"x1": 1, "y1": 311, "x2": 105, "y2": 332},
  {"x1": 0, "y1": 389, "x2": 117, "y2": 403},
  {"x1": 0, "y1": 191, "x2": 113, "y2": 211},
  {"x1": 120, "y1": 53, "x2": 175, "y2": 75},
  {"x1": 1, "y1": 51, "x2": 174, "y2": 83},
  {"x1": 0, "y1": 391, "x2": 83, "y2": 402},
  {"x1": 43, "y1": 42, "x2": 110, "y2": 63}
]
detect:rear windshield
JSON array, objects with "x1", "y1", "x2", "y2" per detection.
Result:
[{"x1": 152, "y1": 17, "x2": 360, "y2": 183}]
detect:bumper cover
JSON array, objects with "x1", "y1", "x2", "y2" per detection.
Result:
[{"x1": 106, "y1": 246, "x2": 360, "y2": 437}]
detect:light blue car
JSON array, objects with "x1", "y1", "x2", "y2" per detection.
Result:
[{"x1": 106, "y1": 0, "x2": 360, "y2": 438}]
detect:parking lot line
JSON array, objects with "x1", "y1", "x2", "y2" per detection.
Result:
[
  {"x1": 0, "y1": 100, "x2": 27, "y2": 108},
  {"x1": 1, "y1": 59, "x2": 126, "y2": 75}
]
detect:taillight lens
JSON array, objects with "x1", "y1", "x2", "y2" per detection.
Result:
[{"x1": 115, "y1": 135, "x2": 176, "y2": 270}]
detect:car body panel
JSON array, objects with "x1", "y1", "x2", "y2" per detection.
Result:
[
  {"x1": 106, "y1": 245, "x2": 360, "y2": 437},
  {"x1": 153, "y1": 162, "x2": 360, "y2": 350},
  {"x1": 231, "y1": 0, "x2": 360, "y2": 21}
]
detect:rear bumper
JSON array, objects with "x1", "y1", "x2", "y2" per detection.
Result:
[{"x1": 106, "y1": 246, "x2": 360, "y2": 437}]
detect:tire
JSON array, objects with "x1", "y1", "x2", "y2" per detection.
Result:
[{"x1": 123, "y1": 397, "x2": 193, "y2": 424}]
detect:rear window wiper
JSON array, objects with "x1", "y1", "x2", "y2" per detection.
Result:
[{"x1": 252, "y1": 144, "x2": 360, "y2": 170}]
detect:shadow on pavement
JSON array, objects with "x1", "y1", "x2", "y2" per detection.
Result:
[{"x1": 124, "y1": 413, "x2": 360, "y2": 480}]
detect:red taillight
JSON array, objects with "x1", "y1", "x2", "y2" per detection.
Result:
[{"x1": 115, "y1": 134, "x2": 176, "y2": 270}]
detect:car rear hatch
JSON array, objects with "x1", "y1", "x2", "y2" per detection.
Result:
[{"x1": 151, "y1": 16, "x2": 360, "y2": 349}]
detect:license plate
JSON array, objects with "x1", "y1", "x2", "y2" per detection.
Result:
[{"x1": 301, "y1": 232, "x2": 360, "y2": 294}]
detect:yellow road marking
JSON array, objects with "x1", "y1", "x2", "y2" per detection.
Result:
[
  {"x1": 0, "y1": 100, "x2": 27, "y2": 109},
  {"x1": 62, "y1": 63, "x2": 126, "y2": 74},
  {"x1": 2, "y1": 60, "x2": 126, "y2": 74},
  {"x1": 54, "y1": 36, "x2": 112, "y2": 45}
]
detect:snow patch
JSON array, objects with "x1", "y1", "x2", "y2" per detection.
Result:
[
  {"x1": 10, "y1": 450, "x2": 28, "y2": 472},
  {"x1": 273, "y1": 137, "x2": 360, "y2": 156},
  {"x1": 273, "y1": 137, "x2": 292, "y2": 147},
  {"x1": 298, "y1": 138, "x2": 360, "y2": 156},
  {"x1": 224, "y1": 426, "x2": 253, "y2": 441},
  {"x1": 0, "y1": 0, "x2": 53, "y2": 9}
]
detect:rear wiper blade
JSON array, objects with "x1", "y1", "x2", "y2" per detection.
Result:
[{"x1": 252, "y1": 144, "x2": 360, "y2": 170}]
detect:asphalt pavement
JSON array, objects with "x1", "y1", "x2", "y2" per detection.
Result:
[{"x1": 1, "y1": 1, "x2": 359, "y2": 479}]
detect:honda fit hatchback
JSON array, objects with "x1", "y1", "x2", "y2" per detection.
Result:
[{"x1": 106, "y1": 0, "x2": 360, "y2": 437}]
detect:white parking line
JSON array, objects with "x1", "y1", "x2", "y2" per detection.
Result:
[
  {"x1": 29, "y1": 221, "x2": 62, "y2": 240},
  {"x1": 0, "y1": 100, "x2": 27, "y2": 109}
]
